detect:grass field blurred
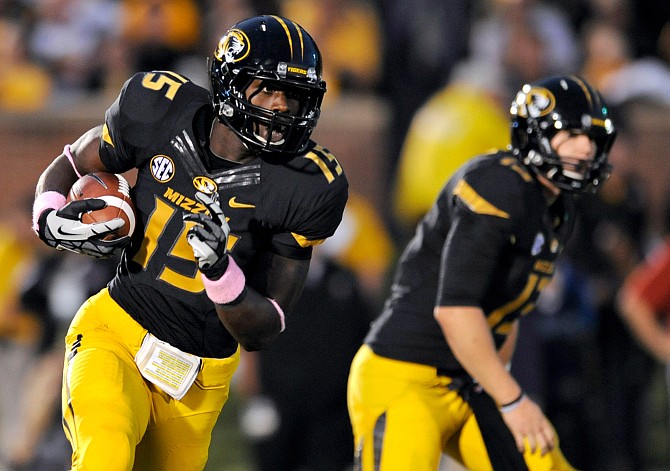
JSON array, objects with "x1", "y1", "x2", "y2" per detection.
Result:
[{"x1": 205, "y1": 391, "x2": 255, "y2": 471}]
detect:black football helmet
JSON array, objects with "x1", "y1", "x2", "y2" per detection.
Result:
[
  {"x1": 210, "y1": 15, "x2": 326, "y2": 157},
  {"x1": 510, "y1": 75, "x2": 616, "y2": 193}
]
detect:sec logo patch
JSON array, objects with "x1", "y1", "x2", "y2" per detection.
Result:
[{"x1": 151, "y1": 155, "x2": 175, "y2": 183}]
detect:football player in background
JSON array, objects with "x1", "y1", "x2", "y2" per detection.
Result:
[
  {"x1": 30, "y1": 15, "x2": 348, "y2": 471},
  {"x1": 347, "y1": 75, "x2": 616, "y2": 470}
]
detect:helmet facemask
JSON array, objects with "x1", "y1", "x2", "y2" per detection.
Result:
[
  {"x1": 220, "y1": 71, "x2": 323, "y2": 155},
  {"x1": 522, "y1": 118, "x2": 614, "y2": 193}
]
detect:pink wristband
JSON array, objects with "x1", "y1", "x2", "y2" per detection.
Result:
[
  {"x1": 202, "y1": 257, "x2": 246, "y2": 304},
  {"x1": 64, "y1": 144, "x2": 83, "y2": 178},
  {"x1": 267, "y1": 298, "x2": 286, "y2": 332},
  {"x1": 32, "y1": 191, "x2": 67, "y2": 233}
]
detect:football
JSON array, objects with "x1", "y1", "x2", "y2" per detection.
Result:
[{"x1": 67, "y1": 172, "x2": 136, "y2": 240}]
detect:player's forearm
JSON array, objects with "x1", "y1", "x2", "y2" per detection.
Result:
[
  {"x1": 214, "y1": 288, "x2": 284, "y2": 351},
  {"x1": 435, "y1": 305, "x2": 522, "y2": 405},
  {"x1": 35, "y1": 155, "x2": 78, "y2": 196},
  {"x1": 207, "y1": 254, "x2": 307, "y2": 351}
]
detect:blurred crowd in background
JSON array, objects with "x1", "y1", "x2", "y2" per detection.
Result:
[{"x1": 1, "y1": 0, "x2": 670, "y2": 470}]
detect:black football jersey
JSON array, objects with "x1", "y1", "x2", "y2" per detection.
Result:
[
  {"x1": 366, "y1": 152, "x2": 574, "y2": 371},
  {"x1": 98, "y1": 71, "x2": 348, "y2": 358}
]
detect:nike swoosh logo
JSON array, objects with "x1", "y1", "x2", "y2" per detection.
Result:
[
  {"x1": 229, "y1": 197, "x2": 255, "y2": 209},
  {"x1": 57, "y1": 227, "x2": 79, "y2": 237}
]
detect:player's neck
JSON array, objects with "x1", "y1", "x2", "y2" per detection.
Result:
[{"x1": 209, "y1": 121, "x2": 256, "y2": 164}]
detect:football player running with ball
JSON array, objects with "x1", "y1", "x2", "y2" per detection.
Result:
[
  {"x1": 347, "y1": 76, "x2": 616, "y2": 471},
  {"x1": 31, "y1": 15, "x2": 347, "y2": 471}
]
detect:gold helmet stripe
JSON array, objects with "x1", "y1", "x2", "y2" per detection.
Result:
[
  {"x1": 292, "y1": 21, "x2": 305, "y2": 61},
  {"x1": 570, "y1": 75, "x2": 594, "y2": 108},
  {"x1": 271, "y1": 15, "x2": 297, "y2": 61}
]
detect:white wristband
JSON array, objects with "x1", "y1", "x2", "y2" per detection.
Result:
[{"x1": 500, "y1": 393, "x2": 527, "y2": 414}]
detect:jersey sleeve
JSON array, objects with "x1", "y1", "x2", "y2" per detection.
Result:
[
  {"x1": 260, "y1": 144, "x2": 349, "y2": 259},
  {"x1": 436, "y1": 162, "x2": 527, "y2": 306}
]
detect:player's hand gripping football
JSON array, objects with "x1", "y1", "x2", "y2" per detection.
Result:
[
  {"x1": 183, "y1": 192, "x2": 231, "y2": 280},
  {"x1": 37, "y1": 198, "x2": 128, "y2": 259}
]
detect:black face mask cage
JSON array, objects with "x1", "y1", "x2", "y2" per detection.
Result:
[
  {"x1": 524, "y1": 118, "x2": 615, "y2": 193},
  {"x1": 213, "y1": 66, "x2": 324, "y2": 156},
  {"x1": 233, "y1": 101, "x2": 315, "y2": 155}
]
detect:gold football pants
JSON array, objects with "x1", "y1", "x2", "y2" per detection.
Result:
[
  {"x1": 61, "y1": 288, "x2": 239, "y2": 471},
  {"x1": 347, "y1": 345, "x2": 576, "y2": 471}
]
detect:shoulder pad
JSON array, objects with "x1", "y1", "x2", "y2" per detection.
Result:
[
  {"x1": 117, "y1": 71, "x2": 209, "y2": 124},
  {"x1": 456, "y1": 152, "x2": 537, "y2": 220},
  {"x1": 102, "y1": 71, "x2": 211, "y2": 165},
  {"x1": 258, "y1": 142, "x2": 349, "y2": 242}
]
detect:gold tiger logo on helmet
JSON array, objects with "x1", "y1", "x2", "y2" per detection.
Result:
[
  {"x1": 215, "y1": 29, "x2": 250, "y2": 64},
  {"x1": 515, "y1": 86, "x2": 556, "y2": 119}
]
